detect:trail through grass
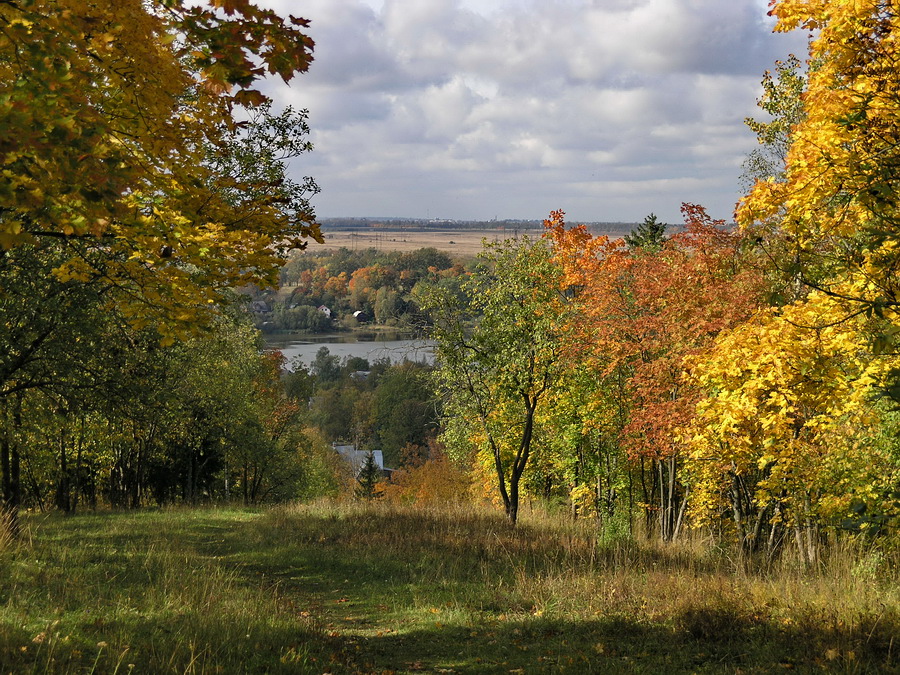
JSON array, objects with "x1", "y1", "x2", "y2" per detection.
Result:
[{"x1": 1, "y1": 504, "x2": 897, "y2": 673}]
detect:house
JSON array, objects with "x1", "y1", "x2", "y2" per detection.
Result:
[
  {"x1": 318, "y1": 305, "x2": 332, "y2": 319},
  {"x1": 249, "y1": 299, "x2": 271, "y2": 314},
  {"x1": 332, "y1": 443, "x2": 392, "y2": 477}
]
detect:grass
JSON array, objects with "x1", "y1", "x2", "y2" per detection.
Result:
[{"x1": 1, "y1": 502, "x2": 898, "y2": 674}]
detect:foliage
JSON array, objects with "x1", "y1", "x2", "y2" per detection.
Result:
[
  {"x1": 425, "y1": 235, "x2": 566, "y2": 524},
  {"x1": 684, "y1": 291, "x2": 900, "y2": 557},
  {"x1": 0, "y1": 0, "x2": 319, "y2": 341},
  {"x1": 546, "y1": 206, "x2": 765, "y2": 538},
  {"x1": 739, "y1": 1, "x2": 900, "y2": 334},
  {"x1": 740, "y1": 54, "x2": 807, "y2": 190},
  {"x1": 355, "y1": 452, "x2": 382, "y2": 500},
  {"x1": 624, "y1": 213, "x2": 666, "y2": 251}
]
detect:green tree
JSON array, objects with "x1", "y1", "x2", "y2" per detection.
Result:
[
  {"x1": 424, "y1": 237, "x2": 565, "y2": 524},
  {"x1": 740, "y1": 54, "x2": 806, "y2": 190},
  {"x1": 624, "y1": 213, "x2": 666, "y2": 251},
  {"x1": 355, "y1": 452, "x2": 382, "y2": 500}
]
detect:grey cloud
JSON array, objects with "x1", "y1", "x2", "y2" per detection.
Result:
[{"x1": 260, "y1": 0, "x2": 808, "y2": 223}]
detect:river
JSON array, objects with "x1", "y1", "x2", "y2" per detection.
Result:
[{"x1": 264, "y1": 332, "x2": 436, "y2": 370}]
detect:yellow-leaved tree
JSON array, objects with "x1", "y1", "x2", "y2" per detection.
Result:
[
  {"x1": 738, "y1": 0, "x2": 900, "y2": 336},
  {"x1": 0, "y1": 0, "x2": 320, "y2": 340},
  {"x1": 686, "y1": 0, "x2": 900, "y2": 560},
  {"x1": 684, "y1": 291, "x2": 900, "y2": 563}
]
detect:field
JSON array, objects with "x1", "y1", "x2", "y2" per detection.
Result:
[
  {"x1": 314, "y1": 226, "x2": 632, "y2": 256},
  {"x1": 1, "y1": 504, "x2": 898, "y2": 674},
  {"x1": 316, "y1": 229, "x2": 541, "y2": 256}
]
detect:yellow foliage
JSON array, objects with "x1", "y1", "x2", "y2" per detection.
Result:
[
  {"x1": 379, "y1": 457, "x2": 472, "y2": 507},
  {"x1": 0, "y1": 0, "x2": 318, "y2": 337},
  {"x1": 685, "y1": 291, "x2": 899, "y2": 527}
]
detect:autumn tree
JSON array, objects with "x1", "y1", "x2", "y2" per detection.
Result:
[
  {"x1": 685, "y1": 293, "x2": 900, "y2": 562},
  {"x1": 547, "y1": 206, "x2": 765, "y2": 539},
  {"x1": 0, "y1": 0, "x2": 319, "y2": 337},
  {"x1": 0, "y1": 0, "x2": 320, "y2": 532},
  {"x1": 689, "y1": 0, "x2": 900, "y2": 557},
  {"x1": 739, "y1": 1, "x2": 900, "y2": 342},
  {"x1": 423, "y1": 236, "x2": 565, "y2": 525}
]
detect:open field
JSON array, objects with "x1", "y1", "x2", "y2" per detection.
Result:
[
  {"x1": 314, "y1": 226, "x2": 632, "y2": 256},
  {"x1": 315, "y1": 229, "x2": 543, "y2": 256},
  {"x1": 1, "y1": 504, "x2": 898, "y2": 674}
]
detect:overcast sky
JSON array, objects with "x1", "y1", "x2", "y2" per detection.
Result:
[{"x1": 260, "y1": 0, "x2": 807, "y2": 224}]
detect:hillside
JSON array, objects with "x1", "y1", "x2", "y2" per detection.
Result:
[{"x1": 2, "y1": 504, "x2": 896, "y2": 674}]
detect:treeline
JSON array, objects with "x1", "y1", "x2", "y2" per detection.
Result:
[
  {"x1": 247, "y1": 247, "x2": 467, "y2": 332},
  {"x1": 0, "y1": 292, "x2": 444, "y2": 527},
  {"x1": 422, "y1": 206, "x2": 900, "y2": 562},
  {"x1": 298, "y1": 348, "x2": 439, "y2": 469},
  {"x1": 318, "y1": 217, "x2": 641, "y2": 236}
]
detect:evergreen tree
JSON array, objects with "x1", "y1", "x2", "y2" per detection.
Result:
[
  {"x1": 355, "y1": 452, "x2": 382, "y2": 500},
  {"x1": 625, "y1": 213, "x2": 666, "y2": 251}
]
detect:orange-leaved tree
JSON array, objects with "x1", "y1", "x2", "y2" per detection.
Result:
[{"x1": 547, "y1": 206, "x2": 765, "y2": 539}]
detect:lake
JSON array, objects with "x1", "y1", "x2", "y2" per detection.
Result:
[{"x1": 264, "y1": 333, "x2": 435, "y2": 370}]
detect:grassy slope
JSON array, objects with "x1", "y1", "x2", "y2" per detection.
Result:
[{"x1": 1, "y1": 504, "x2": 897, "y2": 674}]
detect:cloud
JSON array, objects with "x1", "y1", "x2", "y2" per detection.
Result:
[{"x1": 261, "y1": 0, "x2": 807, "y2": 223}]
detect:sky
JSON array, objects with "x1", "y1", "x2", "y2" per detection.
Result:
[{"x1": 259, "y1": 0, "x2": 808, "y2": 224}]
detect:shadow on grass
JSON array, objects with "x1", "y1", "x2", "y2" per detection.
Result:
[
  {"x1": 6, "y1": 508, "x2": 898, "y2": 674},
  {"x1": 198, "y1": 508, "x2": 898, "y2": 674}
]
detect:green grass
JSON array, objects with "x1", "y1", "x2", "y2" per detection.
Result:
[{"x1": 1, "y1": 503, "x2": 898, "y2": 673}]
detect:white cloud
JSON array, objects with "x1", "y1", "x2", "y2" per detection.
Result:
[{"x1": 260, "y1": 0, "x2": 807, "y2": 223}]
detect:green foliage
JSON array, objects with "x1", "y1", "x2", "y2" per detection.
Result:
[
  {"x1": 740, "y1": 54, "x2": 807, "y2": 190},
  {"x1": 372, "y1": 363, "x2": 438, "y2": 467},
  {"x1": 624, "y1": 213, "x2": 667, "y2": 251},
  {"x1": 424, "y1": 237, "x2": 566, "y2": 523},
  {"x1": 355, "y1": 452, "x2": 382, "y2": 500}
]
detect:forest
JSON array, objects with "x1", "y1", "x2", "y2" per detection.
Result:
[
  {"x1": 1, "y1": 0, "x2": 900, "y2": 673},
  {"x1": 0, "y1": 3, "x2": 900, "y2": 564}
]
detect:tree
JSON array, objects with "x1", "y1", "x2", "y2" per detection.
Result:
[
  {"x1": 355, "y1": 452, "x2": 382, "y2": 500},
  {"x1": 547, "y1": 205, "x2": 765, "y2": 539},
  {"x1": 624, "y1": 213, "x2": 667, "y2": 251},
  {"x1": 739, "y1": 1, "x2": 900, "y2": 336},
  {"x1": 684, "y1": 291, "x2": 900, "y2": 563},
  {"x1": 740, "y1": 54, "x2": 807, "y2": 190},
  {"x1": 0, "y1": 0, "x2": 319, "y2": 339},
  {"x1": 0, "y1": 1, "x2": 319, "y2": 534},
  {"x1": 372, "y1": 363, "x2": 438, "y2": 467},
  {"x1": 424, "y1": 235, "x2": 565, "y2": 524}
]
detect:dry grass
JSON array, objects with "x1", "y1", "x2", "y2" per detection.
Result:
[
  {"x1": 2, "y1": 503, "x2": 897, "y2": 673},
  {"x1": 315, "y1": 228, "x2": 531, "y2": 256}
]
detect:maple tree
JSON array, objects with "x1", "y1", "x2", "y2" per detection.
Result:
[
  {"x1": 738, "y1": 1, "x2": 900, "y2": 337},
  {"x1": 546, "y1": 206, "x2": 765, "y2": 538},
  {"x1": 0, "y1": 0, "x2": 320, "y2": 340},
  {"x1": 684, "y1": 291, "x2": 900, "y2": 561}
]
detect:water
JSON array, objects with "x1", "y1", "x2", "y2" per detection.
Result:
[{"x1": 264, "y1": 333, "x2": 435, "y2": 370}]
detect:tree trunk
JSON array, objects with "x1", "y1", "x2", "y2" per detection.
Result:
[
  {"x1": 54, "y1": 428, "x2": 71, "y2": 513},
  {"x1": 1, "y1": 396, "x2": 22, "y2": 539}
]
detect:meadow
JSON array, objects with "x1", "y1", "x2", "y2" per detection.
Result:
[
  {"x1": 0, "y1": 503, "x2": 897, "y2": 674},
  {"x1": 316, "y1": 228, "x2": 536, "y2": 256}
]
